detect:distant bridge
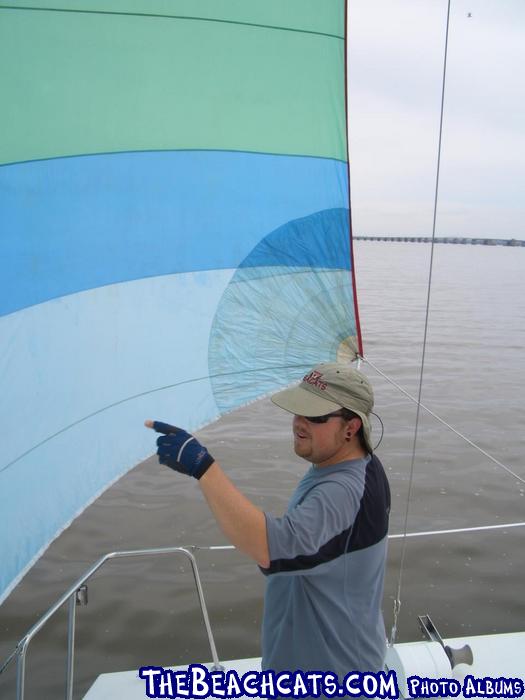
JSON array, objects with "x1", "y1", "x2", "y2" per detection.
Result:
[{"x1": 354, "y1": 236, "x2": 524, "y2": 246}]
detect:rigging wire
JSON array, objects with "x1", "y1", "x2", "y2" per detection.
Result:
[
  {"x1": 363, "y1": 355, "x2": 525, "y2": 486},
  {"x1": 388, "y1": 0, "x2": 452, "y2": 647}
]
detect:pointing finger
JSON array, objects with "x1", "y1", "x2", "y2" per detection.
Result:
[{"x1": 145, "y1": 420, "x2": 180, "y2": 435}]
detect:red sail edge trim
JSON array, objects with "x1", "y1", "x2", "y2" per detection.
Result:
[{"x1": 344, "y1": 0, "x2": 364, "y2": 359}]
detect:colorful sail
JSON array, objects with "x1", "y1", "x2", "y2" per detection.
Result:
[{"x1": 0, "y1": 1, "x2": 360, "y2": 603}]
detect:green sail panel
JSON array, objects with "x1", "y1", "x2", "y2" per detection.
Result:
[{"x1": 0, "y1": 1, "x2": 346, "y2": 165}]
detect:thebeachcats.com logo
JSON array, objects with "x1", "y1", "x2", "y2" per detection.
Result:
[
  {"x1": 408, "y1": 676, "x2": 524, "y2": 698},
  {"x1": 138, "y1": 664, "x2": 525, "y2": 699}
]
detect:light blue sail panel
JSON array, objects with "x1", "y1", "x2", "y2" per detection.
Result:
[
  {"x1": 0, "y1": 0, "x2": 357, "y2": 605},
  {"x1": 0, "y1": 270, "x2": 233, "y2": 600}
]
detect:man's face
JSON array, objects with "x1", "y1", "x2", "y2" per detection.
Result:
[{"x1": 292, "y1": 413, "x2": 363, "y2": 467}]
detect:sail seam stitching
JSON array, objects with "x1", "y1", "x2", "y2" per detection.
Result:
[{"x1": 0, "y1": 5, "x2": 344, "y2": 40}]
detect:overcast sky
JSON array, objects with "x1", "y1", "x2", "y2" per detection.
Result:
[{"x1": 347, "y1": 0, "x2": 525, "y2": 239}]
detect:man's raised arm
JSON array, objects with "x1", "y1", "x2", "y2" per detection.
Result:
[{"x1": 145, "y1": 420, "x2": 269, "y2": 568}]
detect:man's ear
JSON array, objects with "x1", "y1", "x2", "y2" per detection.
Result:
[{"x1": 346, "y1": 416, "x2": 362, "y2": 437}]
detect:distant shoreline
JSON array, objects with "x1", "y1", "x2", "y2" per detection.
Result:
[{"x1": 354, "y1": 236, "x2": 524, "y2": 246}]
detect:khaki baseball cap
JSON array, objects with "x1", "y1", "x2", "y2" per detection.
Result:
[{"x1": 271, "y1": 362, "x2": 374, "y2": 453}]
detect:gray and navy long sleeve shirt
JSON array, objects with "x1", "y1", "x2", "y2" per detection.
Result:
[{"x1": 260, "y1": 454, "x2": 390, "y2": 675}]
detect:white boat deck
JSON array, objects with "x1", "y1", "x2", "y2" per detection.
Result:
[
  {"x1": 84, "y1": 632, "x2": 525, "y2": 699},
  {"x1": 84, "y1": 657, "x2": 261, "y2": 700}
]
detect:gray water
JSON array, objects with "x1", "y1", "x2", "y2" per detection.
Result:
[{"x1": 1, "y1": 242, "x2": 524, "y2": 698}]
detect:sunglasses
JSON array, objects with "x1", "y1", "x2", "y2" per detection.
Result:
[{"x1": 303, "y1": 411, "x2": 345, "y2": 424}]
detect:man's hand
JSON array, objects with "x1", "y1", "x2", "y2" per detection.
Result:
[
  {"x1": 144, "y1": 420, "x2": 270, "y2": 567},
  {"x1": 145, "y1": 420, "x2": 215, "y2": 480}
]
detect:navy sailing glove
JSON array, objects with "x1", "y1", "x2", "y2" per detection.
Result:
[{"x1": 147, "y1": 420, "x2": 215, "y2": 480}]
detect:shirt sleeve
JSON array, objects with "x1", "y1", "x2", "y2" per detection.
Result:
[{"x1": 260, "y1": 476, "x2": 363, "y2": 576}]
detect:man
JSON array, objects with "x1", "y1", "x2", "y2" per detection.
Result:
[{"x1": 146, "y1": 362, "x2": 390, "y2": 675}]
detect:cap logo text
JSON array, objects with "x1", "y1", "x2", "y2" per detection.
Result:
[{"x1": 303, "y1": 370, "x2": 327, "y2": 391}]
